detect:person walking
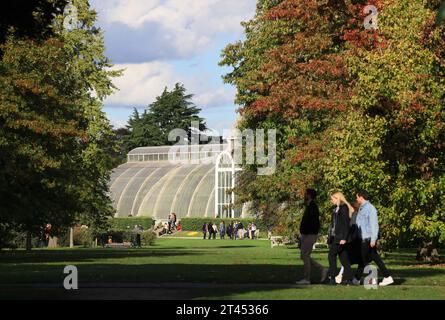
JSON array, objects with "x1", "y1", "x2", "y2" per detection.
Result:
[
  {"x1": 212, "y1": 222, "x2": 218, "y2": 239},
  {"x1": 237, "y1": 221, "x2": 244, "y2": 239},
  {"x1": 326, "y1": 192, "x2": 355, "y2": 285},
  {"x1": 354, "y1": 190, "x2": 394, "y2": 286},
  {"x1": 202, "y1": 222, "x2": 208, "y2": 239},
  {"x1": 171, "y1": 213, "x2": 177, "y2": 231},
  {"x1": 219, "y1": 221, "x2": 226, "y2": 239},
  {"x1": 207, "y1": 222, "x2": 213, "y2": 240},
  {"x1": 227, "y1": 223, "x2": 233, "y2": 240},
  {"x1": 335, "y1": 201, "x2": 363, "y2": 284},
  {"x1": 296, "y1": 189, "x2": 328, "y2": 285},
  {"x1": 44, "y1": 223, "x2": 52, "y2": 247},
  {"x1": 250, "y1": 223, "x2": 256, "y2": 240},
  {"x1": 234, "y1": 222, "x2": 239, "y2": 240},
  {"x1": 132, "y1": 225, "x2": 141, "y2": 248},
  {"x1": 167, "y1": 214, "x2": 172, "y2": 234}
]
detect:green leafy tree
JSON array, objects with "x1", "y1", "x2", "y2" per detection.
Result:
[
  {"x1": 342, "y1": 0, "x2": 445, "y2": 247},
  {"x1": 0, "y1": 0, "x2": 122, "y2": 249},
  {"x1": 221, "y1": 0, "x2": 355, "y2": 232},
  {"x1": 222, "y1": 0, "x2": 445, "y2": 251},
  {"x1": 123, "y1": 83, "x2": 207, "y2": 152},
  {"x1": 0, "y1": 37, "x2": 90, "y2": 249}
]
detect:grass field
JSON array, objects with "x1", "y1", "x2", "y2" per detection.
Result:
[{"x1": 0, "y1": 238, "x2": 444, "y2": 300}]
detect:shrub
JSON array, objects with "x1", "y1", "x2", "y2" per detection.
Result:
[
  {"x1": 96, "y1": 229, "x2": 136, "y2": 246},
  {"x1": 141, "y1": 230, "x2": 156, "y2": 246},
  {"x1": 73, "y1": 227, "x2": 94, "y2": 247},
  {"x1": 108, "y1": 217, "x2": 154, "y2": 230},
  {"x1": 0, "y1": 224, "x2": 16, "y2": 250},
  {"x1": 0, "y1": 227, "x2": 40, "y2": 250}
]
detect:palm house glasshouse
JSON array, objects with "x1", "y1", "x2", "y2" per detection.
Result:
[{"x1": 109, "y1": 139, "x2": 251, "y2": 220}]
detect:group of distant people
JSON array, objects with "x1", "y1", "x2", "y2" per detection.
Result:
[
  {"x1": 202, "y1": 221, "x2": 257, "y2": 240},
  {"x1": 167, "y1": 213, "x2": 178, "y2": 234},
  {"x1": 296, "y1": 188, "x2": 394, "y2": 287}
]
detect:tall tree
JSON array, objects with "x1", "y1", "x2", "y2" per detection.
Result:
[
  {"x1": 0, "y1": 37, "x2": 89, "y2": 248},
  {"x1": 123, "y1": 83, "x2": 207, "y2": 152},
  {"x1": 221, "y1": 0, "x2": 445, "y2": 249},
  {"x1": 335, "y1": 0, "x2": 445, "y2": 247},
  {"x1": 53, "y1": 0, "x2": 122, "y2": 233},
  {"x1": 0, "y1": 0, "x2": 122, "y2": 249},
  {"x1": 220, "y1": 0, "x2": 355, "y2": 233}
]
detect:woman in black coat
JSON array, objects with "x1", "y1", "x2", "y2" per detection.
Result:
[
  {"x1": 335, "y1": 206, "x2": 364, "y2": 283},
  {"x1": 327, "y1": 192, "x2": 355, "y2": 285}
]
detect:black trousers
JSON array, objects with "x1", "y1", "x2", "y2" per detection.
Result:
[
  {"x1": 355, "y1": 239, "x2": 391, "y2": 279},
  {"x1": 328, "y1": 243, "x2": 353, "y2": 281}
]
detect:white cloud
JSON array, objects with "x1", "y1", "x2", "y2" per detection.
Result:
[
  {"x1": 194, "y1": 86, "x2": 235, "y2": 107},
  {"x1": 109, "y1": 118, "x2": 128, "y2": 129},
  {"x1": 93, "y1": 0, "x2": 256, "y2": 61},
  {"x1": 104, "y1": 0, "x2": 254, "y2": 32},
  {"x1": 106, "y1": 61, "x2": 235, "y2": 109}
]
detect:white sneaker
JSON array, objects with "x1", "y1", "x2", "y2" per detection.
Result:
[
  {"x1": 379, "y1": 276, "x2": 394, "y2": 286},
  {"x1": 352, "y1": 278, "x2": 360, "y2": 286},
  {"x1": 335, "y1": 274, "x2": 343, "y2": 284},
  {"x1": 295, "y1": 279, "x2": 311, "y2": 285}
]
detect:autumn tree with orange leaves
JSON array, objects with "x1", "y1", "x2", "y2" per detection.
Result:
[{"x1": 221, "y1": 0, "x2": 445, "y2": 249}]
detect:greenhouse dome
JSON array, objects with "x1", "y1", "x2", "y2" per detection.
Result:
[{"x1": 108, "y1": 142, "x2": 248, "y2": 219}]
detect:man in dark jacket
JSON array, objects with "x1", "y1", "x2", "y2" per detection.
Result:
[
  {"x1": 296, "y1": 189, "x2": 328, "y2": 285},
  {"x1": 202, "y1": 223, "x2": 208, "y2": 239}
]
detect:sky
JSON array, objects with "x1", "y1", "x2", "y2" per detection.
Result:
[{"x1": 89, "y1": 0, "x2": 257, "y2": 136}]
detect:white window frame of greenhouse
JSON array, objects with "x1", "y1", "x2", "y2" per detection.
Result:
[
  {"x1": 127, "y1": 150, "x2": 223, "y2": 163},
  {"x1": 214, "y1": 151, "x2": 241, "y2": 218}
]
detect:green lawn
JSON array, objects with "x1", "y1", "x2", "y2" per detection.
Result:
[{"x1": 0, "y1": 238, "x2": 444, "y2": 300}]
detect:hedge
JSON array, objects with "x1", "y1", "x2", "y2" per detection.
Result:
[
  {"x1": 108, "y1": 217, "x2": 155, "y2": 230},
  {"x1": 179, "y1": 218, "x2": 268, "y2": 232}
]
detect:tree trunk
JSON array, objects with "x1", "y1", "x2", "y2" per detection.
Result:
[
  {"x1": 26, "y1": 231, "x2": 32, "y2": 251},
  {"x1": 69, "y1": 227, "x2": 74, "y2": 248}
]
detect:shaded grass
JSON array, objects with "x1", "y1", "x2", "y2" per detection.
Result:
[{"x1": 0, "y1": 238, "x2": 444, "y2": 299}]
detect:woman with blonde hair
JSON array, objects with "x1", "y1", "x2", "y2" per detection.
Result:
[{"x1": 326, "y1": 192, "x2": 355, "y2": 285}]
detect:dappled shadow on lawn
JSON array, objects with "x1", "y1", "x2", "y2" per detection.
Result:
[
  {"x1": 0, "y1": 248, "x2": 203, "y2": 264},
  {"x1": 0, "y1": 263, "x2": 306, "y2": 284},
  {"x1": 0, "y1": 285, "x2": 306, "y2": 300},
  {"x1": 149, "y1": 245, "x2": 258, "y2": 249},
  {"x1": 2, "y1": 245, "x2": 444, "y2": 291},
  {"x1": 389, "y1": 267, "x2": 445, "y2": 280},
  {"x1": 0, "y1": 262, "x2": 309, "y2": 299}
]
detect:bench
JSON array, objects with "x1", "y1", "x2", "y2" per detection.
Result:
[
  {"x1": 270, "y1": 236, "x2": 284, "y2": 248},
  {"x1": 105, "y1": 242, "x2": 132, "y2": 249}
]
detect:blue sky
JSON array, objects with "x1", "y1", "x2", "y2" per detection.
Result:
[{"x1": 89, "y1": 0, "x2": 257, "y2": 136}]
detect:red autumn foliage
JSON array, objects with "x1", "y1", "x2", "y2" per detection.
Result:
[{"x1": 239, "y1": 0, "x2": 358, "y2": 120}]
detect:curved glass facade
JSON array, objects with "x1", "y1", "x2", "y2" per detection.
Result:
[{"x1": 108, "y1": 144, "x2": 244, "y2": 219}]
